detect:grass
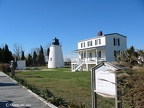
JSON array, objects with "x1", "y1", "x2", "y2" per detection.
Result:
[{"x1": 15, "y1": 67, "x2": 115, "y2": 108}]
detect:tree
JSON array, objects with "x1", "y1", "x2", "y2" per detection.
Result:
[
  {"x1": 121, "y1": 70, "x2": 144, "y2": 108},
  {"x1": 117, "y1": 48, "x2": 144, "y2": 108},
  {"x1": 26, "y1": 54, "x2": 33, "y2": 66},
  {"x1": 127, "y1": 46, "x2": 135, "y2": 55},
  {"x1": 38, "y1": 45, "x2": 45, "y2": 65},
  {"x1": 0, "y1": 48, "x2": 4, "y2": 63},
  {"x1": 21, "y1": 51, "x2": 26, "y2": 60},
  {"x1": 47, "y1": 48, "x2": 50, "y2": 58},
  {"x1": 13, "y1": 43, "x2": 23, "y2": 60},
  {"x1": 118, "y1": 46, "x2": 139, "y2": 66},
  {"x1": 33, "y1": 51, "x2": 38, "y2": 66},
  {"x1": 3, "y1": 44, "x2": 13, "y2": 63}
]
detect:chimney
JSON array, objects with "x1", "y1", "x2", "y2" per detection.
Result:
[{"x1": 98, "y1": 31, "x2": 103, "y2": 36}]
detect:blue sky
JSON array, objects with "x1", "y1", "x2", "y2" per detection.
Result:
[{"x1": 0, "y1": 0, "x2": 144, "y2": 58}]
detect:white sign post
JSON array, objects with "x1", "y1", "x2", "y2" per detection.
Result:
[{"x1": 91, "y1": 62, "x2": 122, "y2": 108}]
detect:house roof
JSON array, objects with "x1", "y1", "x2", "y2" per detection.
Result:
[
  {"x1": 78, "y1": 33, "x2": 127, "y2": 42},
  {"x1": 104, "y1": 33, "x2": 127, "y2": 38}
]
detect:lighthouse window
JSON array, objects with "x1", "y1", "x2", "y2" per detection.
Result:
[{"x1": 50, "y1": 58, "x2": 52, "y2": 61}]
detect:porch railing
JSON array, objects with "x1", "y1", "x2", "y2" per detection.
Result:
[
  {"x1": 71, "y1": 57, "x2": 106, "y2": 71},
  {"x1": 72, "y1": 57, "x2": 106, "y2": 63}
]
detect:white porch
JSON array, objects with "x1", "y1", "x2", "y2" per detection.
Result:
[{"x1": 71, "y1": 47, "x2": 106, "y2": 72}]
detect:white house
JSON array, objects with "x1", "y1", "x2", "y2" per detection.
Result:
[{"x1": 71, "y1": 31, "x2": 127, "y2": 72}]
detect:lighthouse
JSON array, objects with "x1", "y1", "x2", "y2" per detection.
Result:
[{"x1": 48, "y1": 38, "x2": 64, "y2": 68}]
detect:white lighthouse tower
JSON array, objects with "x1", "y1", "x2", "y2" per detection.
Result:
[{"x1": 48, "y1": 38, "x2": 64, "y2": 68}]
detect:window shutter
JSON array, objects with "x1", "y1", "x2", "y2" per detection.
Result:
[
  {"x1": 114, "y1": 50, "x2": 116, "y2": 57},
  {"x1": 118, "y1": 38, "x2": 120, "y2": 46},
  {"x1": 113, "y1": 38, "x2": 116, "y2": 46}
]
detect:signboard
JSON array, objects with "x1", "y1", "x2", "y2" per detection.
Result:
[
  {"x1": 94, "y1": 65, "x2": 116, "y2": 98},
  {"x1": 91, "y1": 62, "x2": 123, "y2": 108}
]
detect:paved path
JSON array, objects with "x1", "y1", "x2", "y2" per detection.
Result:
[{"x1": 0, "y1": 72, "x2": 57, "y2": 108}]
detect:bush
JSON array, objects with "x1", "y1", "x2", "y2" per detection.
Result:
[
  {"x1": 121, "y1": 71, "x2": 144, "y2": 108},
  {"x1": 42, "y1": 88, "x2": 54, "y2": 99},
  {"x1": 68, "y1": 101, "x2": 86, "y2": 108},
  {"x1": 0, "y1": 63, "x2": 11, "y2": 73},
  {"x1": 50, "y1": 96, "x2": 68, "y2": 107},
  {"x1": 13, "y1": 76, "x2": 87, "y2": 108}
]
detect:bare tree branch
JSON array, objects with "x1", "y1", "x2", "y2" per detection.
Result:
[{"x1": 13, "y1": 43, "x2": 24, "y2": 60}]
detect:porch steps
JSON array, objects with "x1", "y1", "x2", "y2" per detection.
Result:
[{"x1": 72, "y1": 61, "x2": 85, "y2": 72}]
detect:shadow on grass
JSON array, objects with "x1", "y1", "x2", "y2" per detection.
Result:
[{"x1": 22, "y1": 76, "x2": 44, "y2": 78}]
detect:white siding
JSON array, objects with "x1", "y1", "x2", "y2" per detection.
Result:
[
  {"x1": 78, "y1": 36, "x2": 106, "y2": 49},
  {"x1": 105, "y1": 34, "x2": 127, "y2": 62}
]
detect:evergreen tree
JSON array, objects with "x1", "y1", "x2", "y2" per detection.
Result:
[
  {"x1": 3, "y1": 44, "x2": 13, "y2": 63},
  {"x1": 21, "y1": 51, "x2": 26, "y2": 60},
  {"x1": 38, "y1": 45, "x2": 45, "y2": 65},
  {"x1": 127, "y1": 46, "x2": 135, "y2": 55},
  {"x1": 47, "y1": 48, "x2": 50, "y2": 58},
  {"x1": 0, "y1": 48, "x2": 4, "y2": 63},
  {"x1": 33, "y1": 51, "x2": 38, "y2": 66},
  {"x1": 27, "y1": 54, "x2": 33, "y2": 66}
]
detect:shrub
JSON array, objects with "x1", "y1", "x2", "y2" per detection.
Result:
[
  {"x1": 13, "y1": 76, "x2": 87, "y2": 108},
  {"x1": 0, "y1": 63, "x2": 11, "y2": 73},
  {"x1": 41, "y1": 88, "x2": 54, "y2": 99},
  {"x1": 121, "y1": 71, "x2": 144, "y2": 108},
  {"x1": 68, "y1": 101, "x2": 86, "y2": 108},
  {"x1": 50, "y1": 96, "x2": 68, "y2": 107}
]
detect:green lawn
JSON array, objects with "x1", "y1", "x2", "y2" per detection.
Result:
[{"x1": 16, "y1": 67, "x2": 115, "y2": 108}]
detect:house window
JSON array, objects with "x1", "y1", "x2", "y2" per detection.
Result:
[
  {"x1": 87, "y1": 41, "x2": 89, "y2": 47},
  {"x1": 95, "y1": 39, "x2": 101, "y2": 45},
  {"x1": 81, "y1": 53, "x2": 83, "y2": 59},
  {"x1": 113, "y1": 38, "x2": 120, "y2": 46},
  {"x1": 84, "y1": 42, "x2": 85, "y2": 47},
  {"x1": 95, "y1": 51, "x2": 97, "y2": 57},
  {"x1": 99, "y1": 39, "x2": 101, "y2": 44},
  {"x1": 90, "y1": 41, "x2": 92, "y2": 46},
  {"x1": 89, "y1": 53, "x2": 92, "y2": 58},
  {"x1": 114, "y1": 50, "x2": 120, "y2": 57},
  {"x1": 98, "y1": 51, "x2": 101, "y2": 58},
  {"x1": 84, "y1": 52, "x2": 86, "y2": 58},
  {"x1": 115, "y1": 39, "x2": 118, "y2": 46},
  {"x1": 81, "y1": 43, "x2": 83, "y2": 48},
  {"x1": 95, "y1": 40, "x2": 98, "y2": 45},
  {"x1": 87, "y1": 41, "x2": 92, "y2": 47}
]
